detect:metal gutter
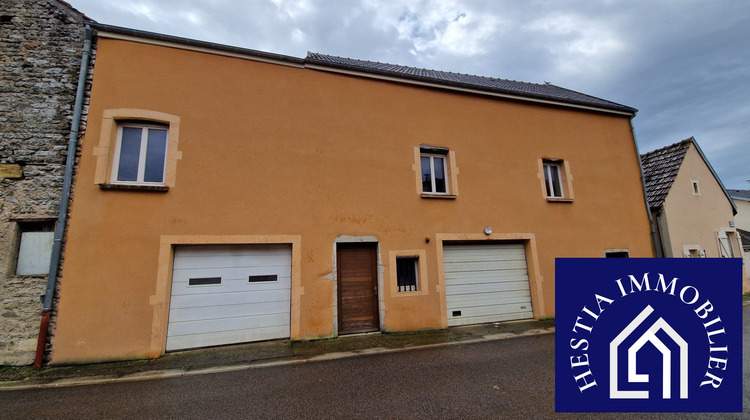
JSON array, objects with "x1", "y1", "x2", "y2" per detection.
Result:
[
  {"x1": 631, "y1": 120, "x2": 661, "y2": 258},
  {"x1": 91, "y1": 23, "x2": 305, "y2": 68},
  {"x1": 654, "y1": 209, "x2": 667, "y2": 258},
  {"x1": 34, "y1": 24, "x2": 93, "y2": 368}
]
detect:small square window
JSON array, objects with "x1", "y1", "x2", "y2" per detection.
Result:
[
  {"x1": 15, "y1": 221, "x2": 55, "y2": 276},
  {"x1": 396, "y1": 256, "x2": 419, "y2": 292},
  {"x1": 605, "y1": 250, "x2": 629, "y2": 258},
  {"x1": 543, "y1": 160, "x2": 564, "y2": 198},
  {"x1": 112, "y1": 122, "x2": 169, "y2": 185}
]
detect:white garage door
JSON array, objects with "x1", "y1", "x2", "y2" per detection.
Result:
[
  {"x1": 444, "y1": 243, "x2": 533, "y2": 326},
  {"x1": 166, "y1": 244, "x2": 292, "y2": 351}
]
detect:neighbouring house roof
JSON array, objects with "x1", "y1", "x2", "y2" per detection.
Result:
[
  {"x1": 641, "y1": 137, "x2": 737, "y2": 214},
  {"x1": 305, "y1": 53, "x2": 638, "y2": 115},
  {"x1": 738, "y1": 228, "x2": 750, "y2": 250},
  {"x1": 728, "y1": 189, "x2": 750, "y2": 202},
  {"x1": 88, "y1": 23, "x2": 636, "y2": 116},
  {"x1": 641, "y1": 139, "x2": 692, "y2": 209}
]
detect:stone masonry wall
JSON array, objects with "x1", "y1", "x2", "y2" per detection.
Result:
[{"x1": 0, "y1": 0, "x2": 89, "y2": 365}]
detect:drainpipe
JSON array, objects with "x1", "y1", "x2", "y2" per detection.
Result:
[
  {"x1": 654, "y1": 209, "x2": 667, "y2": 258},
  {"x1": 34, "y1": 25, "x2": 93, "y2": 368},
  {"x1": 630, "y1": 120, "x2": 661, "y2": 258}
]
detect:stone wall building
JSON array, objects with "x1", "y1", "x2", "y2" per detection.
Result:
[{"x1": 0, "y1": 0, "x2": 92, "y2": 365}]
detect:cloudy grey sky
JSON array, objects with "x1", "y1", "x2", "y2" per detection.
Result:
[{"x1": 68, "y1": 0, "x2": 749, "y2": 189}]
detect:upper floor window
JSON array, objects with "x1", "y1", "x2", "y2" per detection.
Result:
[
  {"x1": 421, "y1": 153, "x2": 448, "y2": 194},
  {"x1": 112, "y1": 123, "x2": 169, "y2": 185},
  {"x1": 691, "y1": 180, "x2": 701, "y2": 195},
  {"x1": 413, "y1": 145, "x2": 458, "y2": 198},
  {"x1": 543, "y1": 160, "x2": 563, "y2": 198},
  {"x1": 540, "y1": 158, "x2": 574, "y2": 202},
  {"x1": 93, "y1": 109, "x2": 182, "y2": 191}
]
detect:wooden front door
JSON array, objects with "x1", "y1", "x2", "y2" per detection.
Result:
[{"x1": 337, "y1": 243, "x2": 379, "y2": 334}]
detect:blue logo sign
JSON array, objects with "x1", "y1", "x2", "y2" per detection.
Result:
[{"x1": 555, "y1": 258, "x2": 742, "y2": 412}]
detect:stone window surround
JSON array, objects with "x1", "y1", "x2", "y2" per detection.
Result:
[
  {"x1": 389, "y1": 249, "x2": 429, "y2": 297},
  {"x1": 538, "y1": 157, "x2": 574, "y2": 202},
  {"x1": 413, "y1": 145, "x2": 459, "y2": 199},
  {"x1": 93, "y1": 109, "x2": 182, "y2": 189}
]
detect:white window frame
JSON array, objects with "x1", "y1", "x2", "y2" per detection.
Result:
[
  {"x1": 543, "y1": 160, "x2": 564, "y2": 198},
  {"x1": 421, "y1": 153, "x2": 449, "y2": 194},
  {"x1": 111, "y1": 122, "x2": 169, "y2": 185}
]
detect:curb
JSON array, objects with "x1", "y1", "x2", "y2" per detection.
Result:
[{"x1": 0, "y1": 327, "x2": 555, "y2": 391}]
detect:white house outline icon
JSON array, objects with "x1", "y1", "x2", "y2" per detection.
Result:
[{"x1": 609, "y1": 305, "x2": 688, "y2": 399}]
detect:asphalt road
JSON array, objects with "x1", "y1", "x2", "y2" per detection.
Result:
[{"x1": 1, "y1": 306, "x2": 748, "y2": 419}]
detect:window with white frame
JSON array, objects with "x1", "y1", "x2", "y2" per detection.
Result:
[
  {"x1": 396, "y1": 256, "x2": 419, "y2": 292},
  {"x1": 15, "y1": 221, "x2": 55, "y2": 276},
  {"x1": 543, "y1": 160, "x2": 564, "y2": 198},
  {"x1": 421, "y1": 153, "x2": 448, "y2": 194},
  {"x1": 112, "y1": 122, "x2": 169, "y2": 185}
]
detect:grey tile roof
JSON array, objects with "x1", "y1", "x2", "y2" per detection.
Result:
[
  {"x1": 305, "y1": 53, "x2": 637, "y2": 115},
  {"x1": 640, "y1": 138, "x2": 693, "y2": 209},
  {"x1": 728, "y1": 189, "x2": 750, "y2": 201}
]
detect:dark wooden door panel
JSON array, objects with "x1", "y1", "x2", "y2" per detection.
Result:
[{"x1": 337, "y1": 244, "x2": 379, "y2": 334}]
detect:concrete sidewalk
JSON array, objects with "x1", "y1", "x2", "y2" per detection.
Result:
[{"x1": 0, "y1": 319, "x2": 554, "y2": 390}]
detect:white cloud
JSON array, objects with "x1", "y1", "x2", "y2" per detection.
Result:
[
  {"x1": 525, "y1": 13, "x2": 626, "y2": 78},
  {"x1": 364, "y1": 0, "x2": 503, "y2": 58},
  {"x1": 269, "y1": 0, "x2": 315, "y2": 21}
]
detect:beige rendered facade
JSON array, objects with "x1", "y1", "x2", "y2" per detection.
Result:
[
  {"x1": 653, "y1": 144, "x2": 741, "y2": 259},
  {"x1": 51, "y1": 29, "x2": 653, "y2": 363}
]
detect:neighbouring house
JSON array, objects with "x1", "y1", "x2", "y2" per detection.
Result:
[
  {"x1": 727, "y1": 189, "x2": 750, "y2": 290},
  {"x1": 641, "y1": 138, "x2": 743, "y2": 268},
  {"x1": 49, "y1": 23, "x2": 654, "y2": 364},
  {"x1": 0, "y1": 0, "x2": 93, "y2": 365}
]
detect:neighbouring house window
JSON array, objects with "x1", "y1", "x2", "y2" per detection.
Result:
[
  {"x1": 396, "y1": 256, "x2": 419, "y2": 292},
  {"x1": 683, "y1": 245, "x2": 705, "y2": 258},
  {"x1": 15, "y1": 221, "x2": 55, "y2": 276},
  {"x1": 605, "y1": 250, "x2": 629, "y2": 258},
  {"x1": 543, "y1": 160, "x2": 564, "y2": 198},
  {"x1": 112, "y1": 122, "x2": 169, "y2": 185},
  {"x1": 717, "y1": 231, "x2": 737, "y2": 258},
  {"x1": 691, "y1": 180, "x2": 701, "y2": 195},
  {"x1": 421, "y1": 153, "x2": 448, "y2": 194}
]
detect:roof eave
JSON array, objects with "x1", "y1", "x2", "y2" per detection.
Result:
[
  {"x1": 304, "y1": 58, "x2": 637, "y2": 117},
  {"x1": 688, "y1": 137, "x2": 738, "y2": 216},
  {"x1": 90, "y1": 23, "x2": 305, "y2": 67}
]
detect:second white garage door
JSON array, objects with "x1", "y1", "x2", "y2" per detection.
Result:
[
  {"x1": 444, "y1": 243, "x2": 533, "y2": 326},
  {"x1": 166, "y1": 244, "x2": 292, "y2": 351}
]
